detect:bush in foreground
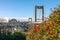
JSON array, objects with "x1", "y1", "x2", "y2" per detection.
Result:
[
  {"x1": 0, "y1": 31, "x2": 26, "y2": 40},
  {"x1": 27, "y1": 6, "x2": 60, "y2": 40}
]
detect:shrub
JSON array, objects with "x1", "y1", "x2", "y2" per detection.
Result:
[
  {"x1": 0, "y1": 31, "x2": 26, "y2": 40},
  {"x1": 27, "y1": 6, "x2": 60, "y2": 40}
]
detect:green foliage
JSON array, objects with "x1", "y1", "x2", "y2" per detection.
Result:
[
  {"x1": 27, "y1": 6, "x2": 60, "y2": 40},
  {"x1": 0, "y1": 31, "x2": 26, "y2": 40},
  {"x1": 13, "y1": 32, "x2": 26, "y2": 40}
]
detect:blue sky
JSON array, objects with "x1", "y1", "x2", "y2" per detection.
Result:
[{"x1": 0, "y1": 0, "x2": 60, "y2": 18}]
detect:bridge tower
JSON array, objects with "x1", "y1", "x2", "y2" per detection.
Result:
[{"x1": 34, "y1": 6, "x2": 44, "y2": 22}]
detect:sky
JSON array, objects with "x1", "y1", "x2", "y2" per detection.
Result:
[{"x1": 0, "y1": 0, "x2": 60, "y2": 18}]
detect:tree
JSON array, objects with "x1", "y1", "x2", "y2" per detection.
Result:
[{"x1": 27, "y1": 6, "x2": 60, "y2": 40}]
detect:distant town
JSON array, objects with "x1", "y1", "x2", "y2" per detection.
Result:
[
  {"x1": 0, "y1": 16, "x2": 48, "y2": 34},
  {"x1": 0, "y1": 17, "x2": 33, "y2": 33}
]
